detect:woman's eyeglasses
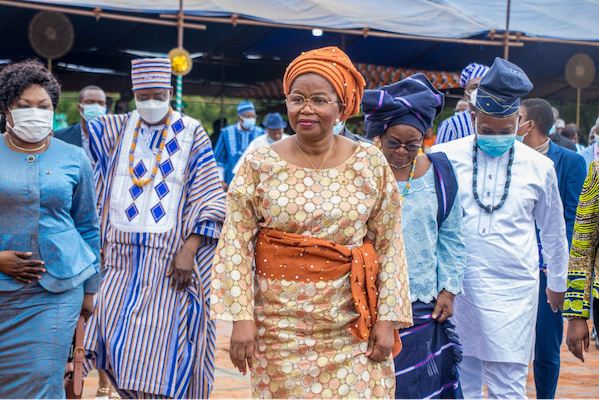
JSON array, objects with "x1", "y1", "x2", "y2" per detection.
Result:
[
  {"x1": 285, "y1": 94, "x2": 343, "y2": 113},
  {"x1": 384, "y1": 136, "x2": 422, "y2": 152}
]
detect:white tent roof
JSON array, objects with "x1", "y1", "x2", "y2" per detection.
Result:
[{"x1": 26, "y1": 0, "x2": 599, "y2": 42}]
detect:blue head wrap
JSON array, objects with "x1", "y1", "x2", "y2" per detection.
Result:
[
  {"x1": 474, "y1": 57, "x2": 533, "y2": 118},
  {"x1": 362, "y1": 73, "x2": 445, "y2": 138}
]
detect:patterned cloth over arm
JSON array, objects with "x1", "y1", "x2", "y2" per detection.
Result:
[{"x1": 565, "y1": 162, "x2": 599, "y2": 318}]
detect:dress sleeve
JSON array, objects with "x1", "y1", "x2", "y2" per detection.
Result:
[
  {"x1": 436, "y1": 194, "x2": 466, "y2": 296},
  {"x1": 366, "y1": 154, "x2": 412, "y2": 329},
  {"x1": 564, "y1": 162, "x2": 599, "y2": 319},
  {"x1": 71, "y1": 148, "x2": 102, "y2": 294},
  {"x1": 210, "y1": 154, "x2": 261, "y2": 321},
  {"x1": 534, "y1": 166, "x2": 569, "y2": 293}
]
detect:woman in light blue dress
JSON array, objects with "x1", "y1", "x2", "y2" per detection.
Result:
[
  {"x1": 363, "y1": 74, "x2": 466, "y2": 399},
  {"x1": 0, "y1": 60, "x2": 101, "y2": 399}
]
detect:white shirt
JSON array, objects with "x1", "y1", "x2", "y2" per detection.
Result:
[
  {"x1": 232, "y1": 133, "x2": 289, "y2": 175},
  {"x1": 431, "y1": 135, "x2": 568, "y2": 364}
]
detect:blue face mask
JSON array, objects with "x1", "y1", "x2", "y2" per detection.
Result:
[
  {"x1": 476, "y1": 121, "x2": 517, "y2": 157},
  {"x1": 81, "y1": 104, "x2": 107, "y2": 122},
  {"x1": 548, "y1": 124, "x2": 556, "y2": 137},
  {"x1": 333, "y1": 121, "x2": 345, "y2": 135}
]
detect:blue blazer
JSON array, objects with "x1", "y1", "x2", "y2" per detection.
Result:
[
  {"x1": 54, "y1": 122, "x2": 83, "y2": 148},
  {"x1": 547, "y1": 141, "x2": 587, "y2": 246}
]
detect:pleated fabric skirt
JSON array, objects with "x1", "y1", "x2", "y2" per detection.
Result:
[
  {"x1": 394, "y1": 300, "x2": 463, "y2": 399},
  {"x1": 0, "y1": 282, "x2": 83, "y2": 399}
]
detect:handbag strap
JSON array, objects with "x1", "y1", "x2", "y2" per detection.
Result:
[{"x1": 72, "y1": 315, "x2": 86, "y2": 397}]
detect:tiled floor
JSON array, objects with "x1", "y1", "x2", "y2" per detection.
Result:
[{"x1": 82, "y1": 320, "x2": 599, "y2": 399}]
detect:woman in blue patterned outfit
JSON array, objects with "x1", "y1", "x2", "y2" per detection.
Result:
[
  {"x1": 0, "y1": 60, "x2": 101, "y2": 398},
  {"x1": 362, "y1": 74, "x2": 466, "y2": 399}
]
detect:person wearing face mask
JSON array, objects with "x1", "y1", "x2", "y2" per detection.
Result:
[
  {"x1": 232, "y1": 112, "x2": 289, "y2": 175},
  {"x1": 81, "y1": 58, "x2": 226, "y2": 399},
  {"x1": 363, "y1": 74, "x2": 466, "y2": 399},
  {"x1": 0, "y1": 60, "x2": 101, "y2": 398},
  {"x1": 212, "y1": 46, "x2": 412, "y2": 399},
  {"x1": 54, "y1": 85, "x2": 107, "y2": 164},
  {"x1": 434, "y1": 62, "x2": 489, "y2": 145},
  {"x1": 213, "y1": 100, "x2": 266, "y2": 189},
  {"x1": 431, "y1": 58, "x2": 569, "y2": 398},
  {"x1": 516, "y1": 98, "x2": 586, "y2": 399}
]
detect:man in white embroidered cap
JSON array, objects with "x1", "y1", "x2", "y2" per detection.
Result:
[
  {"x1": 81, "y1": 58, "x2": 226, "y2": 399},
  {"x1": 431, "y1": 58, "x2": 569, "y2": 398}
]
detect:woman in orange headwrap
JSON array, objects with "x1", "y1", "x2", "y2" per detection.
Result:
[{"x1": 211, "y1": 46, "x2": 412, "y2": 399}]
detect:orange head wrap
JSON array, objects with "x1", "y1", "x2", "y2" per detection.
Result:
[{"x1": 283, "y1": 46, "x2": 366, "y2": 122}]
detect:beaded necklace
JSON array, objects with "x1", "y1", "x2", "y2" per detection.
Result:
[
  {"x1": 129, "y1": 110, "x2": 172, "y2": 187},
  {"x1": 399, "y1": 156, "x2": 418, "y2": 200},
  {"x1": 472, "y1": 138, "x2": 514, "y2": 213}
]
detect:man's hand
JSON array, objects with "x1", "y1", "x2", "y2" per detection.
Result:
[
  {"x1": 230, "y1": 320, "x2": 259, "y2": 375},
  {"x1": 365, "y1": 320, "x2": 395, "y2": 363},
  {"x1": 221, "y1": 181, "x2": 229, "y2": 192},
  {"x1": 167, "y1": 234, "x2": 202, "y2": 291},
  {"x1": 432, "y1": 289, "x2": 455, "y2": 323},
  {"x1": 0, "y1": 250, "x2": 45, "y2": 283},
  {"x1": 546, "y1": 288, "x2": 565, "y2": 313},
  {"x1": 566, "y1": 318, "x2": 590, "y2": 362}
]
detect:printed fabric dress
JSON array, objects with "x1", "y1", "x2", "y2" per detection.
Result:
[
  {"x1": 211, "y1": 142, "x2": 413, "y2": 399},
  {"x1": 82, "y1": 110, "x2": 226, "y2": 399}
]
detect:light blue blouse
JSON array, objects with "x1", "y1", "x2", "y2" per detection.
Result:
[
  {"x1": 397, "y1": 164, "x2": 466, "y2": 303},
  {"x1": 0, "y1": 136, "x2": 101, "y2": 293}
]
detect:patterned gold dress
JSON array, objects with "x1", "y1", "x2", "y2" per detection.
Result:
[{"x1": 211, "y1": 142, "x2": 412, "y2": 399}]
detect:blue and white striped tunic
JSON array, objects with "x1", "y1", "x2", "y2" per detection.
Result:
[
  {"x1": 434, "y1": 111, "x2": 474, "y2": 145},
  {"x1": 83, "y1": 111, "x2": 226, "y2": 399}
]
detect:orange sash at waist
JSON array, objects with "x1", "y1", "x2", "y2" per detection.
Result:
[{"x1": 255, "y1": 228, "x2": 402, "y2": 357}]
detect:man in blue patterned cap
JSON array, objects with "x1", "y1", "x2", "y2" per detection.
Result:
[
  {"x1": 214, "y1": 100, "x2": 265, "y2": 188},
  {"x1": 432, "y1": 58, "x2": 568, "y2": 398},
  {"x1": 82, "y1": 58, "x2": 226, "y2": 399},
  {"x1": 435, "y1": 62, "x2": 489, "y2": 145}
]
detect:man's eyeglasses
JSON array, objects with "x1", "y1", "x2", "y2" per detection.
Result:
[
  {"x1": 384, "y1": 136, "x2": 422, "y2": 152},
  {"x1": 285, "y1": 94, "x2": 343, "y2": 113}
]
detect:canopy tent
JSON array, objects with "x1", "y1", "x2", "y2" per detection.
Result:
[{"x1": 1, "y1": 0, "x2": 598, "y2": 104}]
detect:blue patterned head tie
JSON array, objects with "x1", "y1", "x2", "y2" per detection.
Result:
[
  {"x1": 362, "y1": 73, "x2": 444, "y2": 138},
  {"x1": 459, "y1": 62, "x2": 490, "y2": 88},
  {"x1": 237, "y1": 101, "x2": 255, "y2": 116},
  {"x1": 474, "y1": 57, "x2": 533, "y2": 118},
  {"x1": 131, "y1": 58, "x2": 172, "y2": 90}
]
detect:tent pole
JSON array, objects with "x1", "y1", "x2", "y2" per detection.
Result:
[
  {"x1": 175, "y1": 0, "x2": 184, "y2": 112},
  {"x1": 577, "y1": 88, "x2": 581, "y2": 127},
  {"x1": 503, "y1": 0, "x2": 511, "y2": 60}
]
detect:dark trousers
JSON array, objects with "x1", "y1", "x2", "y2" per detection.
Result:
[{"x1": 533, "y1": 271, "x2": 563, "y2": 399}]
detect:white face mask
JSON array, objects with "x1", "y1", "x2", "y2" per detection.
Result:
[
  {"x1": 240, "y1": 116, "x2": 257, "y2": 130},
  {"x1": 135, "y1": 98, "x2": 171, "y2": 125},
  {"x1": 7, "y1": 108, "x2": 54, "y2": 143}
]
